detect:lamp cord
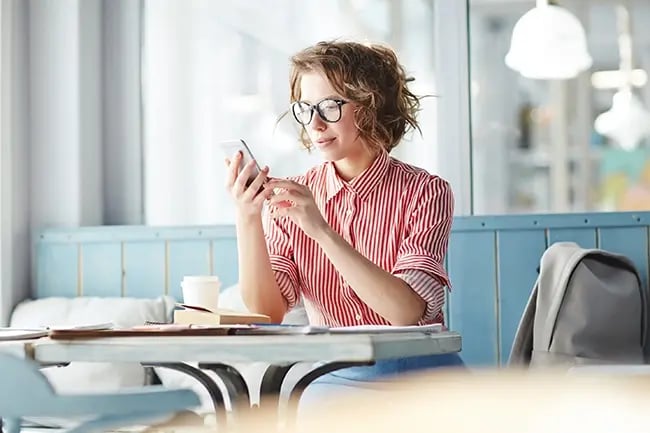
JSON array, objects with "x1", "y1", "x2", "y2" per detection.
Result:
[{"x1": 616, "y1": 3, "x2": 634, "y2": 91}]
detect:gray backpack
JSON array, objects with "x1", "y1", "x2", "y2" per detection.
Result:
[{"x1": 509, "y1": 242, "x2": 648, "y2": 367}]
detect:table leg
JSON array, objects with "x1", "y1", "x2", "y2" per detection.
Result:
[
  {"x1": 284, "y1": 361, "x2": 374, "y2": 427},
  {"x1": 198, "y1": 363, "x2": 250, "y2": 412},
  {"x1": 143, "y1": 361, "x2": 372, "y2": 432},
  {"x1": 142, "y1": 362, "x2": 228, "y2": 426},
  {"x1": 260, "y1": 363, "x2": 297, "y2": 399},
  {"x1": 256, "y1": 363, "x2": 298, "y2": 424}
]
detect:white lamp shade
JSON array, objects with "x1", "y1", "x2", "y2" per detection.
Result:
[
  {"x1": 595, "y1": 89, "x2": 650, "y2": 151},
  {"x1": 505, "y1": 4, "x2": 592, "y2": 80}
]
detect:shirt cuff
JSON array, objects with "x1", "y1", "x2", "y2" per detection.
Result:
[
  {"x1": 269, "y1": 254, "x2": 300, "y2": 309},
  {"x1": 396, "y1": 269, "x2": 446, "y2": 323},
  {"x1": 392, "y1": 253, "x2": 451, "y2": 288}
]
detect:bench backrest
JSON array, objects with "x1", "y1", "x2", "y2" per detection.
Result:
[{"x1": 36, "y1": 211, "x2": 650, "y2": 366}]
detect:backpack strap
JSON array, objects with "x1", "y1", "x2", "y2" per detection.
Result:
[
  {"x1": 508, "y1": 280, "x2": 537, "y2": 366},
  {"x1": 537, "y1": 243, "x2": 590, "y2": 350}
]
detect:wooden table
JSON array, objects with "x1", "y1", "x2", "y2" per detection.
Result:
[{"x1": 27, "y1": 331, "x2": 462, "y2": 429}]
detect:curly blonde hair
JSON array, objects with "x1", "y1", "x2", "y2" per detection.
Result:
[{"x1": 289, "y1": 40, "x2": 422, "y2": 153}]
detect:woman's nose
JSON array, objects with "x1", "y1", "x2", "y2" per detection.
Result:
[{"x1": 310, "y1": 112, "x2": 326, "y2": 131}]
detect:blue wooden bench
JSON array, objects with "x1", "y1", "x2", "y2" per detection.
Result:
[{"x1": 35, "y1": 211, "x2": 650, "y2": 367}]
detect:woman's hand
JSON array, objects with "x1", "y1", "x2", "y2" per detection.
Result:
[
  {"x1": 225, "y1": 151, "x2": 273, "y2": 219},
  {"x1": 265, "y1": 179, "x2": 330, "y2": 240}
]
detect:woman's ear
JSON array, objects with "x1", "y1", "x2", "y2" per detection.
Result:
[{"x1": 352, "y1": 107, "x2": 363, "y2": 131}]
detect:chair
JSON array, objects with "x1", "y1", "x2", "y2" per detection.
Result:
[{"x1": 0, "y1": 353, "x2": 200, "y2": 433}]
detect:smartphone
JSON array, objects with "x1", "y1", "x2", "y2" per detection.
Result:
[{"x1": 218, "y1": 139, "x2": 262, "y2": 187}]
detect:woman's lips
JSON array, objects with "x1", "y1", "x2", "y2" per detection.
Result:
[{"x1": 316, "y1": 137, "x2": 335, "y2": 148}]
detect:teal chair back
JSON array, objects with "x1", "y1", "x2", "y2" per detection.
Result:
[{"x1": 0, "y1": 353, "x2": 200, "y2": 433}]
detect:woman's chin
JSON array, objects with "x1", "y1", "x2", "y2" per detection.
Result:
[{"x1": 318, "y1": 147, "x2": 344, "y2": 161}]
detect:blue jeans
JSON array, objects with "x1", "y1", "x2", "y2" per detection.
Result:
[{"x1": 299, "y1": 353, "x2": 464, "y2": 408}]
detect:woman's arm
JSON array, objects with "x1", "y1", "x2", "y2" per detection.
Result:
[
  {"x1": 225, "y1": 153, "x2": 291, "y2": 324},
  {"x1": 236, "y1": 214, "x2": 288, "y2": 323},
  {"x1": 314, "y1": 228, "x2": 425, "y2": 325}
]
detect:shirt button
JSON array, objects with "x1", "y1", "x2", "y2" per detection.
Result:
[
  {"x1": 355, "y1": 313, "x2": 362, "y2": 321},
  {"x1": 346, "y1": 209, "x2": 353, "y2": 216}
]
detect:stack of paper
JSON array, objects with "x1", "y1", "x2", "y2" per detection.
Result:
[
  {"x1": 0, "y1": 328, "x2": 48, "y2": 341},
  {"x1": 328, "y1": 324, "x2": 443, "y2": 334}
]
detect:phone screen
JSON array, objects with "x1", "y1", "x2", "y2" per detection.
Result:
[{"x1": 218, "y1": 139, "x2": 261, "y2": 186}]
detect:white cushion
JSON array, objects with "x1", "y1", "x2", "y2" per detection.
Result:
[{"x1": 10, "y1": 296, "x2": 176, "y2": 393}]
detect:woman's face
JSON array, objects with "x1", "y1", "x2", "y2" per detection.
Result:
[{"x1": 296, "y1": 71, "x2": 367, "y2": 162}]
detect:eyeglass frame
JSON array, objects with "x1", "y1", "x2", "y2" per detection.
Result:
[{"x1": 290, "y1": 98, "x2": 349, "y2": 125}]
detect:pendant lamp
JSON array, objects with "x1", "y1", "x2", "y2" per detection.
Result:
[{"x1": 505, "y1": 0, "x2": 592, "y2": 80}]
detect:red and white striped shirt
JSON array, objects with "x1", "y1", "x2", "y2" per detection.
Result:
[{"x1": 263, "y1": 151, "x2": 453, "y2": 327}]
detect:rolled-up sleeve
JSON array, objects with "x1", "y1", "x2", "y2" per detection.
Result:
[
  {"x1": 263, "y1": 210, "x2": 301, "y2": 309},
  {"x1": 392, "y1": 177, "x2": 454, "y2": 322}
]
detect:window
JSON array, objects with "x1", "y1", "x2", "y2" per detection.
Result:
[
  {"x1": 469, "y1": 0, "x2": 650, "y2": 214},
  {"x1": 142, "y1": 0, "x2": 444, "y2": 224}
]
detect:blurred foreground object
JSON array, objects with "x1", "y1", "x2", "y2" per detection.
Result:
[{"x1": 239, "y1": 369, "x2": 650, "y2": 433}]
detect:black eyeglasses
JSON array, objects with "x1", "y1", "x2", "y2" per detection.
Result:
[{"x1": 291, "y1": 98, "x2": 349, "y2": 125}]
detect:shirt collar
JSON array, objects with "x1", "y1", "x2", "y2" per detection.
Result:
[{"x1": 325, "y1": 151, "x2": 390, "y2": 202}]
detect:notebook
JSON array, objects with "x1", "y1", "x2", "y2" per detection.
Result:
[{"x1": 47, "y1": 324, "x2": 251, "y2": 339}]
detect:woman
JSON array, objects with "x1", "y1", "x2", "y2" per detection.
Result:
[{"x1": 225, "y1": 40, "x2": 463, "y2": 402}]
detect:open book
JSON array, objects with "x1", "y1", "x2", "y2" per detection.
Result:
[
  {"x1": 0, "y1": 323, "x2": 115, "y2": 341},
  {"x1": 173, "y1": 304, "x2": 271, "y2": 325}
]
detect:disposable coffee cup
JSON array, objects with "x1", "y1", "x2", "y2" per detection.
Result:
[{"x1": 181, "y1": 275, "x2": 221, "y2": 312}]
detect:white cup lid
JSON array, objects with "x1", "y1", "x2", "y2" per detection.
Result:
[{"x1": 182, "y1": 275, "x2": 220, "y2": 283}]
